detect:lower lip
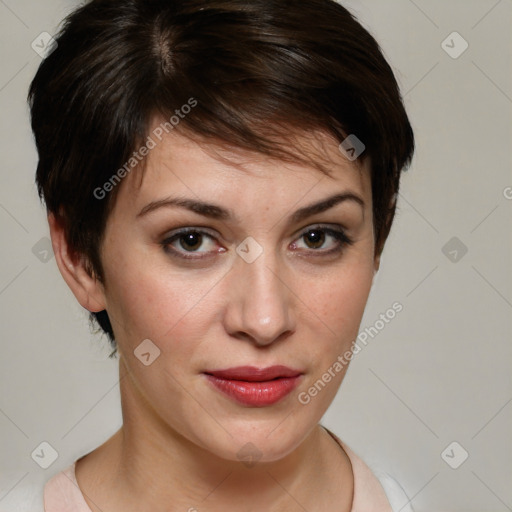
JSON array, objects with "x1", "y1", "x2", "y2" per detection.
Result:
[{"x1": 204, "y1": 374, "x2": 302, "y2": 407}]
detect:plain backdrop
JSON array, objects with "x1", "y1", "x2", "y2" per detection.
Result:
[{"x1": 0, "y1": 1, "x2": 511, "y2": 511}]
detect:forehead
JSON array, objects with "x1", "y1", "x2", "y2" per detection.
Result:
[{"x1": 116, "y1": 120, "x2": 371, "y2": 215}]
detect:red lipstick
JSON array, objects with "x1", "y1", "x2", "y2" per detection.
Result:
[{"x1": 204, "y1": 365, "x2": 302, "y2": 407}]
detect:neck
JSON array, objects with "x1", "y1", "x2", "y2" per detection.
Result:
[{"x1": 77, "y1": 358, "x2": 352, "y2": 512}]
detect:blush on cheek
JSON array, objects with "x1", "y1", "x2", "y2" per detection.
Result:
[
  {"x1": 112, "y1": 272, "x2": 218, "y2": 355},
  {"x1": 307, "y1": 266, "x2": 371, "y2": 321},
  {"x1": 101, "y1": 269, "x2": 174, "y2": 347},
  {"x1": 307, "y1": 277, "x2": 373, "y2": 368}
]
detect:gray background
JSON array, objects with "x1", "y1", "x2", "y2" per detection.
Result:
[{"x1": 1, "y1": 1, "x2": 511, "y2": 511}]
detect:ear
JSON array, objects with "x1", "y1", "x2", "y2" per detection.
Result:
[{"x1": 48, "y1": 212, "x2": 106, "y2": 313}]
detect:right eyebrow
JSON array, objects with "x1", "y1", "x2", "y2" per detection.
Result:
[{"x1": 137, "y1": 196, "x2": 236, "y2": 221}]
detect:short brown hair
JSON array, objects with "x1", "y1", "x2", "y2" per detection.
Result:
[{"x1": 28, "y1": 0, "x2": 414, "y2": 353}]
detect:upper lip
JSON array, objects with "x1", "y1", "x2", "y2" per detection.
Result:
[{"x1": 204, "y1": 365, "x2": 302, "y2": 382}]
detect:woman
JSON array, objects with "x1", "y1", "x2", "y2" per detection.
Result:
[{"x1": 29, "y1": 0, "x2": 415, "y2": 510}]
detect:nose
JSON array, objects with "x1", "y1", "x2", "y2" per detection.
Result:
[{"x1": 222, "y1": 250, "x2": 296, "y2": 347}]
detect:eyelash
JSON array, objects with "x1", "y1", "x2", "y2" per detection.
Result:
[{"x1": 160, "y1": 225, "x2": 354, "y2": 261}]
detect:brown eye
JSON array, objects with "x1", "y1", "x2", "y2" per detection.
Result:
[
  {"x1": 161, "y1": 228, "x2": 221, "y2": 260},
  {"x1": 303, "y1": 229, "x2": 326, "y2": 249},
  {"x1": 291, "y1": 225, "x2": 354, "y2": 255},
  {"x1": 179, "y1": 232, "x2": 203, "y2": 251}
]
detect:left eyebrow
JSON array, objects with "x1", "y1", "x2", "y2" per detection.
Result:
[
  {"x1": 289, "y1": 192, "x2": 364, "y2": 224},
  {"x1": 136, "y1": 192, "x2": 364, "y2": 223}
]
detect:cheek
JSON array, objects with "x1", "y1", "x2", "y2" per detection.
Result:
[
  {"x1": 295, "y1": 262, "x2": 374, "y2": 408},
  {"x1": 102, "y1": 251, "x2": 220, "y2": 351},
  {"x1": 295, "y1": 256, "x2": 374, "y2": 400},
  {"x1": 304, "y1": 262, "x2": 374, "y2": 338}
]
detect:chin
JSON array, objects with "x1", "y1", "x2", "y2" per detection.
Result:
[{"x1": 200, "y1": 418, "x2": 314, "y2": 465}]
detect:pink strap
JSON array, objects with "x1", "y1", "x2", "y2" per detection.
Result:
[
  {"x1": 323, "y1": 427, "x2": 393, "y2": 512},
  {"x1": 44, "y1": 463, "x2": 92, "y2": 512}
]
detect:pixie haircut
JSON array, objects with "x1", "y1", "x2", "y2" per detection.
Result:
[{"x1": 28, "y1": 0, "x2": 414, "y2": 354}]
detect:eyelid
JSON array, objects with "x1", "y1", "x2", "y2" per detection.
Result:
[
  {"x1": 294, "y1": 221, "x2": 348, "y2": 237},
  {"x1": 161, "y1": 227, "x2": 222, "y2": 258},
  {"x1": 161, "y1": 223, "x2": 347, "y2": 243},
  {"x1": 291, "y1": 224, "x2": 354, "y2": 250},
  {"x1": 160, "y1": 223, "x2": 353, "y2": 260},
  {"x1": 162, "y1": 226, "x2": 218, "y2": 239}
]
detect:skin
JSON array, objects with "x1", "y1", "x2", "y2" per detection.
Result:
[{"x1": 49, "y1": 121, "x2": 381, "y2": 511}]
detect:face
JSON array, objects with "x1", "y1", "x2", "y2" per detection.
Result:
[{"x1": 94, "y1": 123, "x2": 378, "y2": 463}]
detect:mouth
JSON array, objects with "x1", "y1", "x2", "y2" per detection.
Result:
[{"x1": 203, "y1": 365, "x2": 303, "y2": 407}]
